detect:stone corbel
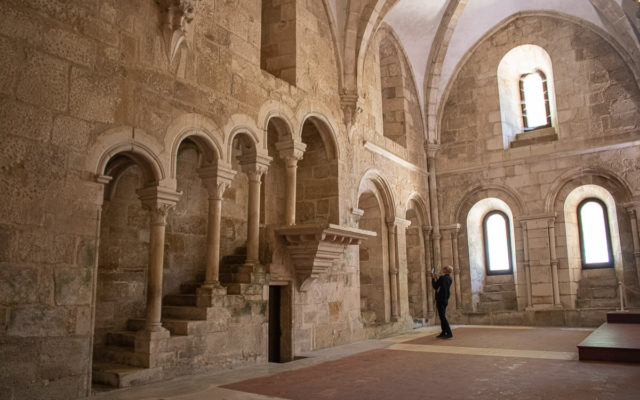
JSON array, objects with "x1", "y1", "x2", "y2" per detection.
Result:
[
  {"x1": 340, "y1": 92, "x2": 363, "y2": 141},
  {"x1": 156, "y1": 0, "x2": 200, "y2": 64},
  {"x1": 276, "y1": 224, "x2": 376, "y2": 291}
]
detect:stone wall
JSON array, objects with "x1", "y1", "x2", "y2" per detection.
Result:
[{"x1": 437, "y1": 15, "x2": 640, "y2": 317}]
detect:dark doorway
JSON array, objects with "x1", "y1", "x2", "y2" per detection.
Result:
[{"x1": 268, "y1": 285, "x2": 281, "y2": 362}]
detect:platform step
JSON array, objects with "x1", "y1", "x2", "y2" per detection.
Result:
[
  {"x1": 127, "y1": 318, "x2": 205, "y2": 336},
  {"x1": 607, "y1": 311, "x2": 640, "y2": 324},
  {"x1": 576, "y1": 298, "x2": 620, "y2": 309},
  {"x1": 106, "y1": 331, "x2": 136, "y2": 348},
  {"x1": 92, "y1": 362, "x2": 160, "y2": 388},
  {"x1": 477, "y1": 300, "x2": 517, "y2": 313},
  {"x1": 577, "y1": 286, "x2": 617, "y2": 299},
  {"x1": 578, "y1": 322, "x2": 640, "y2": 363},
  {"x1": 93, "y1": 345, "x2": 145, "y2": 368}
]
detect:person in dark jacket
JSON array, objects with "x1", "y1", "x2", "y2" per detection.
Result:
[{"x1": 431, "y1": 265, "x2": 453, "y2": 338}]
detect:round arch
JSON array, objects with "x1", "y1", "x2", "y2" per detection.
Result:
[
  {"x1": 357, "y1": 169, "x2": 396, "y2": 221},
  {"x1": 164, "y1": 113, "x2": 225, "y2": 180}
]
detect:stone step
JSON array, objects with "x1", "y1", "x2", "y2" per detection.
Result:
[
  {"x1": 93, "y1": 345, "x2": 145, "y2": 368},
  {"x1": 164, "y1": 293, "x2": 198, "y2": 306},
  {"x1": 579, "y1": 277, "x2": 618, "y2": 288},
  {"x1": 485, "y1": 275, "x2": 514, "y2": 284},
  {"x1": 162, "y1": 305, "x2": 208, "y2": 320},
  {"x1": 576, "y1": 298, "x2": 620, "y2": 309},
  {"x1": 128, "y1": 318, "x2": 202, "y2": 336},
  {"x1": 92, "y1": 362, "x2": 160, "y2": 389},
  {"x1": 577, "y1": 286, "x2": 618, "y2": 299},
  {"x1": 179, "y1": 282, "x2": 201, "y2": 294},
  {"x1": 477, "y1": 300, "x2": 517, "y2": 313},
  {"x1": 479, "y1": 291, "x2": 516, "y2": 302},
  {"x1": 221, "y1": 254, "x2": 247, "y2": 265},
  {"x1": 106, "y1": 331, "x2": 136, "y2": 348},
  {"x1": 224, "y1": 283, "x2": 263, "y2": 296},
  {"x1": 483, "y1": 283, "x2": 515, "y2": 293},
  {"x1": 219, "y1": 270, "x2": 253, "y2": 284}
]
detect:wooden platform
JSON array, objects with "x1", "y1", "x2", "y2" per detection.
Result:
[{"x1": 578, "y1": 312, "x2": 640, "y2": 363}]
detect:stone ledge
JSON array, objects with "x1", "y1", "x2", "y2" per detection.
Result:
[{"x1": 509, "y1": 126, "x2": 558, "y2": 148}]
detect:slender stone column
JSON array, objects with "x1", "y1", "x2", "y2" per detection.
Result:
[
  {"x1": 137, "y1": 186, "x2": 181, "y2": 332},
  {"x1": 520, "y1": 221, "x2": 533, "y2": 309},
  {"x1": 425, "y1": 143, "x2": 442, "y2": 271},
  {"x1": 198, "y1": 165, "x2": 236, "y2": 289},
  {"x1": 422, "y1": 226, "x2": 433, "y2": 315},
  {"x1": 240, "y1": 155, "x2": 271, "y2": 266},
  {"x1": 451, "y1": 226, "x2": 462, "y2": 309},
  {"x1": 547, "y1": 217, "x2": 561, "y2": 307},
  {"x1": 386, "y1": 219, "x2": 400, "y2": 320},
  {"x1": 624, "y1": 204, "x2": 640, "y2": 287},
  {"x1": 276, "y1": 140, "x2": 306, "y2": 226}
]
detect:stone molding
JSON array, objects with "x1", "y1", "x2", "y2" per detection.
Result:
[
  {"x1": 340, "y1": 93, "x2": 363, "y2": 141},
  {"x1": 275, "y1": 223, "x2": 376, "y2": 291}
]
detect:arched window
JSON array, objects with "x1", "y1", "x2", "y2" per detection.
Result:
[
  {"x1": 578, "y1": 198, "x2": 614, "y2": 269},
  {"x1": 483, "y1": 211, "x2": 514, "y2": 275},
  {"x1": 519, "y1": 70, "x2": 551, "y2": 131}
]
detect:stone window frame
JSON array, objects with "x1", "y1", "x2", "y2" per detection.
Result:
[
  {"x1": 482, "y1": 210, "x2": 515, "y2": 276},
  {"x1": 577, "y1": 197, "x2": 614, "y2": 270},
  {"x1": 519, "y1": 70, "x2": 552, "y2": 131}
]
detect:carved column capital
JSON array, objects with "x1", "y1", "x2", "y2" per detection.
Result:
[
  {"x1": 276, "y1": 139, "x2": 306, "y2": 166},
  {"x1": 197, "y1": 164, "x2": 236, "y2": 200},
  {"x1": 239, "y1": 154, "x2": 272, "y2": 181},
  {"x1": 137, "y1": 186, "x2": 181, "y2": 223}
]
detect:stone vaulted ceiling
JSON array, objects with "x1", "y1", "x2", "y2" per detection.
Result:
[{"x1": 325, "y1": 0, "x2": 640, "y2": 142}]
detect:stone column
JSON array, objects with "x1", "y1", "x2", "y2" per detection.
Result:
[
  {"x1": 422, "y1": 226, "x2": 433, "y2": 315},
  {"x1": 387, "y1": 219, "x2": 400, "y2": 320},
  {"x1": 137, "y1": 186, "x2": 181, "y2": 333},
  {"x1": 276, "y1": 140, "x2": 306, "y2": 226},
  {"x1": 197, "y1": 164, "x2": 236, "y2": 292},
  {"x1": 625, "y1": 203, "x2": 640, "y2": 287},
  {"x1": 547, "y1": 216, "x2": 561, "y2": 307},
  {"x1": 450, "y1": 225, "x2": 462, "y2": 309},
  {"x1": 520, "y1": 220, "x2": 533, "y2": 309},
  {"x1": 425, "y1": 143, "x2": 442, "y2": 271},
  {"x1": 240, "y1": 155, "x2": 271, "y2": 271}
]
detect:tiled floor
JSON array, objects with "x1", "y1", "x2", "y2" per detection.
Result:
[{"x1": 92, "y1": 325, "x2": 640, "y2": 400}]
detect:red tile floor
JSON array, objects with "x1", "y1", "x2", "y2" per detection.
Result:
[{"x1": 95, "y1": 326, "x2": 640, "y2": 400}]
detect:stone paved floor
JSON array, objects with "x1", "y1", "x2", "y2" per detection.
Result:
[{"x1": 92, "y1": 325, "x2": 640, "y2": 400}]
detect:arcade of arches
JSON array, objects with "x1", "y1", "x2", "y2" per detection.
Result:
[{"x1": 2, "y1": 0, "x2": 640, "y2": 398}]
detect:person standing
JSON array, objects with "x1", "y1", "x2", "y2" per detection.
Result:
[{"x1": 431, "y1": 265, "x2": 453, "y2": 338}]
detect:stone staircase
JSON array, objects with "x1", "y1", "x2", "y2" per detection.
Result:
[
  {"x1": 93, "y1": 254, "x2": 266, "y2": 389},
  {"x1": 477, "y1": 279, "x2": 517, "y2": 312},
  {"x1": 576, "y1": 273, "x2": 619, "y2": 309}
]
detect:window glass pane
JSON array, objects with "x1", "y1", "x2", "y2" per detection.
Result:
[
  {"x1": 486, "y1": 213, "x2": 510, "y2": 271},
  {"x1": 580, "y1": 201, "x2": 610, "y2": 264},
  {"x1": 522, "y1": 73, "x2": 547, "y2": 128}
]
